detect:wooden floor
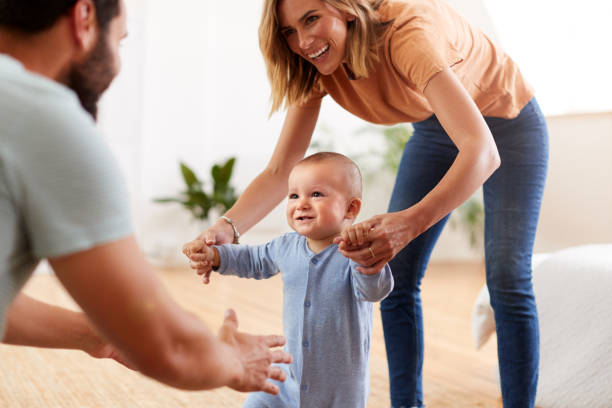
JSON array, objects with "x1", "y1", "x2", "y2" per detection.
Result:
[{"x1": 0, "y1": 262, "x2": 502, "y2": 407}]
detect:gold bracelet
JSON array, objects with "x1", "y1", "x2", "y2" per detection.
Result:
[{"x1": 220, "y1": 216, "x2": 240, "y2": 244}]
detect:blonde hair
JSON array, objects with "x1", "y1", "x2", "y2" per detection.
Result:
[{"x1": 259, "y1": 0, "x2": 391, "y2": 114}]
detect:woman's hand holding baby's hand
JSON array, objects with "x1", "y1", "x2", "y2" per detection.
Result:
[
  {"x1": 182, "y1": 238, "x2": 207, "y2": 256},
  {"x1": 200, "y1": 218, "x2": 237, "y2": 247},
  {"x1": 182, "y1": 218, "x2": 235, "y2": 283},
  {"x1": 335, "y1": 210, "x2": 424, "y2": 274},
  {"x1": 335, "y1": 221, "x2": 386, "y2": 275},
  {"x1": 182, "y1": 239, "x2": 218, "y2": 284},
  {"x1": 338, "y1": 222, "x2": 370, "y2": 250}
]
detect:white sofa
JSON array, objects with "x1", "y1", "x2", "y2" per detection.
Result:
[{"x1": 471, "y1": 244, "x2": 612, "y2": 408}]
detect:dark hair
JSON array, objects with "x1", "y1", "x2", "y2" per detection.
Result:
[{"x1": 0, "y1": 0, "x2": 120, "y2": 33}]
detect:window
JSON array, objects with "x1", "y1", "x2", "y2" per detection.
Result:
[{"x1": 483, "y1": 0, "x2": 612, "y2": 115}]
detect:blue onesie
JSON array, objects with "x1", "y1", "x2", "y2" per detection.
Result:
[{"x1": 215, "y1": 232, "x2": 394, "y2": 408}]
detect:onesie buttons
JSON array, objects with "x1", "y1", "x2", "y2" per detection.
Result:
[
  {"x1": 303, "y1": 340, "x2": 310, "y2": 348},
  {"x1": 311, "y1": 258, "x2": 318, "y2": 265},
  {"x1": 304, "y1": 300, "x2": 311, "y2": 307}
]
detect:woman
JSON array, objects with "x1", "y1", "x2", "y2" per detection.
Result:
[{"x1": 187, "y1": 0, "x2": 548, "y2": 406}]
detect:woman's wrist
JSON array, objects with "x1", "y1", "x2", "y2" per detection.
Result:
[
  {"x1": 211, "y1": 217, "x2": 236, "y2": 242},
  {"x1": 398, "y1": 203, "x2": 433, "y2": 237},
  {"x1": 220, "y1": 215, "x2": 240, "y2": 244}
]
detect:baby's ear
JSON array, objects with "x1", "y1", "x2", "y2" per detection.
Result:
[{"x1": 345, "y1": 197, "x2": 362, "y2": 220}]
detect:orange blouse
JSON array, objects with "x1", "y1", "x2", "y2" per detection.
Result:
[{"x1": 300, "y1": 0, "x2": 534, "y2": 124}]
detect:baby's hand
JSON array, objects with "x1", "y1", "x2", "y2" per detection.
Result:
[
  {"x1": 182, "y1": 238, "x2": 207, "y2": 256},
  {"x1": 335, "y1": 222, "x2": 385, "y2": 275},
  {"x1": 336, "y1": 221, "x2": 371, "y2": 250},
  {"x1": 182, "y1": 239, "x2": 218, "y2": 284}
]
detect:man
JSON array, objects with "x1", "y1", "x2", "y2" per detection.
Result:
[{"x1": 0, "y1": 0, "x2": 290, "y2": 393}]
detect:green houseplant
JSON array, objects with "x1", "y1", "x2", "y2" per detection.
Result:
[{"x1": 154, "y1": 158, "x2": 239, "y2": 221}]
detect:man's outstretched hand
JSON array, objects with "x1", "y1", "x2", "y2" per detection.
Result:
[{"x1": 218, "y1": 309, "x2": 292, "y2": 395}]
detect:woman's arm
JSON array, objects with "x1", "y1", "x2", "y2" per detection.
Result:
[
  {"x1": 338, "y1": 67, "x2": 500, "y2": 272},
  {"x1": 203, "y1": 104, "x2": 321, "y2": 245},
  {"x1": 415, "y1": 67, "x2": 500, "y2": 224},
  {"x1": 186, "y1": 104, "x2": 320, "y2": 283}
]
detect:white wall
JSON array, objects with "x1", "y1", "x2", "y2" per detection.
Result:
[
  {"x1": 535, "y1": 112, "x2": 612, "y2": 252},
  {"x1": 483, "y1": 0, "x2": 612, "y2": 116},
  {"x1": 96, "y1": 0, "x2": 612, "y2": 264}
]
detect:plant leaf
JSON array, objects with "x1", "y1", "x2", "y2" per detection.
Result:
[
  {"x1": 180, "y1": 162, "x2": 200, "y2": 189},
  {"x1": 154, "y1": 158, "x2": 239, "y2": 222},
  {"x1": 212, "y1": 157, "x2": 236, "y2": 195},
  {"x1": 153, "y1": 197, "x2": 187, "y2": 204}
]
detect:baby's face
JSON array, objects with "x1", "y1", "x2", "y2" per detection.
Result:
[{"x1": 286, "y1": 162, "x2": 354, "y2": 241}]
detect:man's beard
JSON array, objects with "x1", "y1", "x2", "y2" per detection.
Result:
[{"x1": 67, "y1": 33, "x2": 116, "y2": 121}]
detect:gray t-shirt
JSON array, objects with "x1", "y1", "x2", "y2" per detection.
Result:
[{"x1": 0, "y1": 54, "x2": 132, "y2": 337}]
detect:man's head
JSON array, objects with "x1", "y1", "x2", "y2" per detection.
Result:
[
  {"x1": 0, "y1": 0, "x2": 119, "y2": 33},
  {"x1": 0, "y1": 0, "x2": 127, "y2": 119},
  {"x1": 286, "y1": 152, "x2": 363, "y2": 241}
]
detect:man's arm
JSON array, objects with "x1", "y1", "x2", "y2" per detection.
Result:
[
  {"x1": 2, "y1": 292, "x2": 130, "y2": 366},
  {"x1": 47, "y1": 235, "x2": 290, "y2": 392}
]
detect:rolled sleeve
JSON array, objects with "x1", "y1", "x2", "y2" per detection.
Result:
[{"x1": 389, "y1": 21, "x2": 464, "y2": 93}]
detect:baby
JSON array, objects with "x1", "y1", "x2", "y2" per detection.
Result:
[{"x1": 184, "y1": 152, "x2": 393, "y2": 408}]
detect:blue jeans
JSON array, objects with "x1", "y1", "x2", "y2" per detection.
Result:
[{"x1": 382, "y1": 98, "x2": 548, "y2": 408}]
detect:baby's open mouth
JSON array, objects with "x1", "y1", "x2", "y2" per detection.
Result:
[{"x1": 296, "y1": 216, "x2": 314, "y2": 221}]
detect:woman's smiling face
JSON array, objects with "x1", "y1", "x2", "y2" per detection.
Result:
[{"x1": 277, "y1": 0, "x2": 354, "y2": 75}]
